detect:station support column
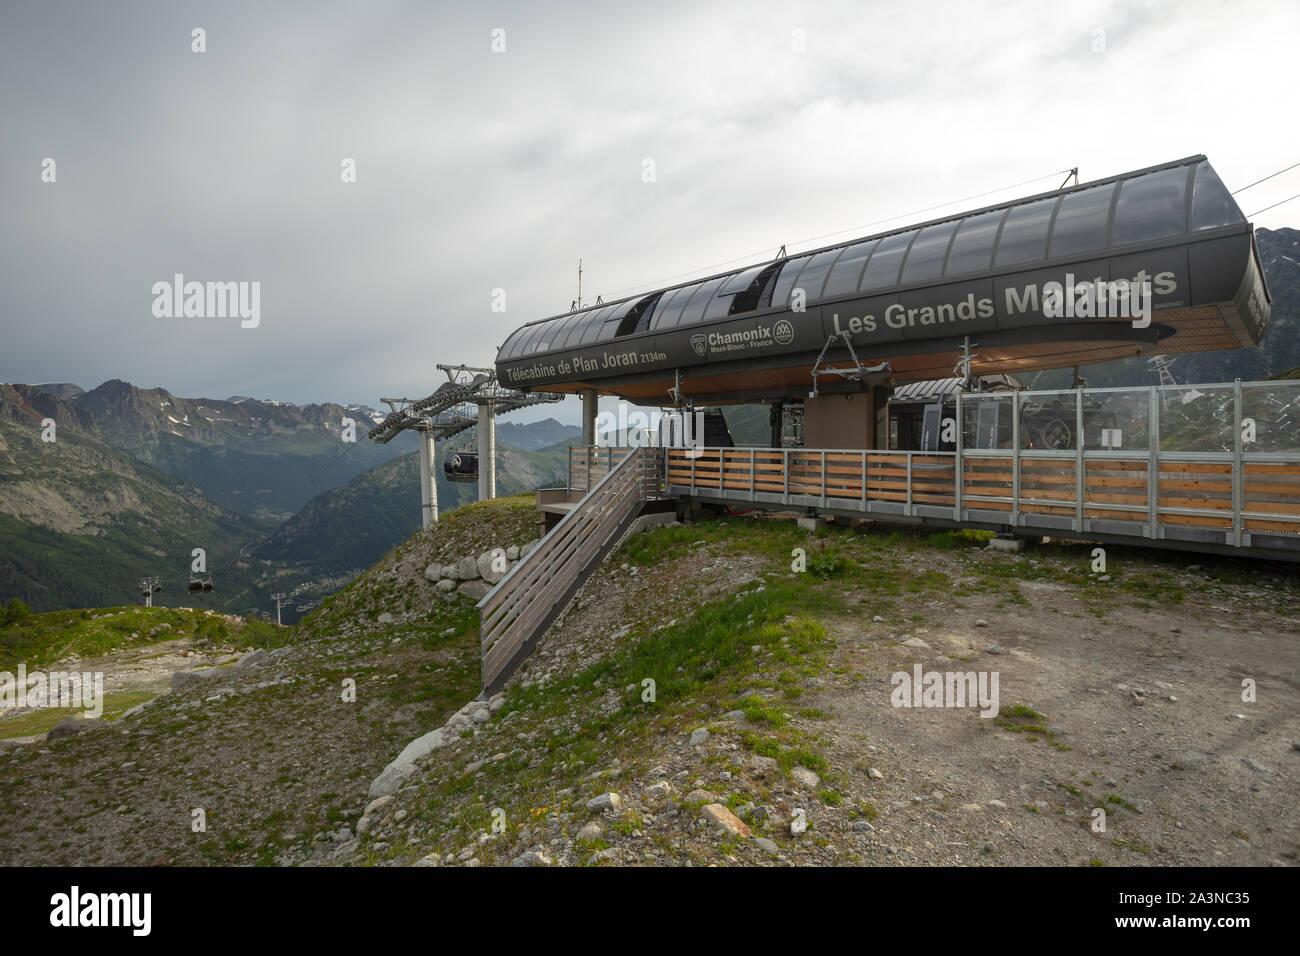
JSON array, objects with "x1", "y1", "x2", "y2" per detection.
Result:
[
  {"x1": 418, "y1": 425, "x2": 439, "y2": 528},
  {"x1": 581, "y1": 389, "x2": 598, "y2": 446},
  {"x1": 478, "y1": 402, "x2": 496, "y2": 501}
]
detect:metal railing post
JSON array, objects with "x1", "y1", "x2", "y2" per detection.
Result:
[
  {"x1": 906, "y1": 452, "x2": 913, "y2": 516},
  {"x1": 954, "y1": 392, "x2": 963, "y2": 521},
  {"x1": 1075, "y1": 390, "x2": 1085, "y2": 531},
  {"x1": 1148, "y1": 389, "x2": 1159, "y2": 538},
  {"x1": 1011, "y1": 393, "x2": 1021, "y2": 528},
  {"x1": 1233, "y1": 379, "x2": 1244, "y2": 547}
]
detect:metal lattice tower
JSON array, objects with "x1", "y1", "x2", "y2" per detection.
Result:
[{"x1": 368, "y1": 364, "x2": 563, "y2": 528}]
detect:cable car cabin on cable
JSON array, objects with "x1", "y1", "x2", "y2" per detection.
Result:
[
  {"x1": 496, "y1": 156, "x2": 1269, "y2": 418},
  {"x1": 443, "y1": 451, "x2": 479, "y2": 482}
]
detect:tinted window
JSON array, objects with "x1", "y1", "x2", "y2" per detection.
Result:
[
  {"x1": 527, "y1": 320, "x2": 562, "y2": 353},
  {"x1": 558, "y1": 310, "x2": 598, "y2": 348},
  {"x1": 517, "y1": 323, "x2": 548, "y2": 355},
  {"x1": 900, "y1": 221, "x2": 959, "y2": 283},
  {"x1": 718, "y1": 264, "x2": 768, "y2": 295},
  {"x1": 646, "y1": 286, "x2": 688, "y2": 330},
  {"x1": 500, "y1": 327, "x2": 529, "y2": 360},
  {"x1": 577, "y1": 305, "x2": 617, "y2": 345},
  {"x1": 993, "y1": 197, "x2": 1058, "y2": 266},
  {"x1": 768, "y1": 255, "x2": 813, "y2": 308},
  {"x1": 677, "y1": 277, "x2": 729, "y2": 327},
  {"x1": 792, "y1": 249, "x2": 844, "y2": 302},
  {"x1": 822, "y1": 240, "x2": 879, "y2": 298},
  {"x1": 654, "y1": 283, "x2": 704, "y2": 329},
  {"x1": 1111, "y1": 167, "x2": 1189, "y2": 245},
  {"x1": 1190, "y1": 160, "x2": 1245, "y2": 231},
  {"x1": 1048, "y1": 184, "x2": 1115, "y2": 258},
  {"x1": 859, "y1": 230, "x2": 916, "y2": 291},
  {"x1": 944, "y1": 209, "x2": 1007, "y2": 275},
  {"x1": 596, "y1": 301, "x2": 636, "y2": 342}
]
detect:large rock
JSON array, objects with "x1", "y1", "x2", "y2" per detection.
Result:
[
  {"x1": 458, "y1": 579, "x2": 491, "y2": 601},
  {"x1": 234, "y1": 648, "x2": 269, "y2": 669},
  {"x1": 368, "y1": 728, "x2": 449, "y2": 798},
  {"x1": 455, "y1": 556, "x2": 480, "y2": 581},
  {"x1": 172, "y1": 667, "x2": 221, "y2": 691},
  {"x1": 505, "y1": 545, "x2": 520, "y2": 561},
  {"x1": 46, "y1": 717, "x2": 106, "y2": 740},
  {"x1": 478, "y1": 549, "x2": 507, "y2": 585},
  {"x1": 436, "y1": 578, "x2": 456, "y2": 592},
  {"x1": 424, "y1": 564, "x2": 442, "y2": 582}
]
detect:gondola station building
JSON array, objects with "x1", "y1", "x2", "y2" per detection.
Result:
[{"x1": 474, "y1": 155, "x2": 1297, "y2": 691}]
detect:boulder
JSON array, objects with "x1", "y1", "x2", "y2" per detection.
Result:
[
  {"x1": 234, "y1": 648, "x2": 269, "y2": 669},
  {"x1": 458, "y1": 580, "x2": 491, "y2": 601},
  {"x1": 478, "y1": 549, "x2": 507, "y2": 585},
  {"x1": 455, "y1": 556, "x2": 480, "y2": 581},
  {"x1": 505, "y1": 546, "x2": 520, "y2": 561},
  {"x1": 424, "y1": 564, "x2": 442, "y2": 582},
  {"x1": 377, "y1": 612, "x2": 394, "y2": 625},
  {"x1": 172, "y1": 667, "x2": 221, "y2": 691},
  {"x1": 436, "y1": 578, "x2": 456, "y2": 593},
  {"x1": 46, "y1": 717, "x2": 106, "y2": 740},
  {"x1": 368, "y1": 728, "x2": 449, "y2": 798}
]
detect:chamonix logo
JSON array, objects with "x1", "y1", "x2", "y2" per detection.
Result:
[
  {"x1": 772, "y1": 319, "x2": 794, "y2": 345},
  {"x1": 151, "y1": 273, "x2": 261, "y2": 328},
  {"x1": 690, "y1": 333, "x2": 707, "y2": 356}
]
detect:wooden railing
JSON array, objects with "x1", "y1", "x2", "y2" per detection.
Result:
[
  {"x1": 567, "y1": 445, "x2": 628, "y2": 497},
  {"x1": 479, "y1": 446, "x2": 663, "y2": 693},
  {"x1": 665, "y1": 447, "x2": 1300, "y2": 546}
]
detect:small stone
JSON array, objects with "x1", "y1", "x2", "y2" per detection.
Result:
[
  {"x1": 575, "y1": 822, "x2": 602, "y2": 842},
  {"x1": 867, "y1": 767, "x2": 884, "y2": 780},
  {"x1": 975, "y1": 619, "x2": 988, "y2": 627},
  {"x1": 902, "y1": 637, "x2": 931, "y2": 649},
  {"x1": 510, "y1": 851, "x2": 553, "y2": 867},
  {"x1": 751, "y1": 755, "x2": 779, "y2": 776},
  {"x1": 586, "y1": 792, "x2": 621, "y2": 812},
  {"x1": 753, "y1": 837, "x2": 779, "y2": 855},
  {"x1": 852, "y1": 820, "x2": 875, "y2": 832},
  {"x1": 790, "y1": 813, "x2": 808, "y2": 837},
  {"x1": 701, "y1": 803, "x2": 751, "y2": 838},
  {"x1": 986, "y1": 644, "x2": 1002, "y2": 655},
  {"x1": 790, "y1": 766, "x2": 821, "y2": 789},
  {"x1": 377, "y1": 612, "x2": 394, "y2": 625},
  {"x1": 689, "y1": 727, "x2": 710, "y2": 747},
  {"x1": 684, "y1": 788, "x2": 719, "y2": 803}
]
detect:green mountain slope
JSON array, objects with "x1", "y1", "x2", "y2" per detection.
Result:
[{"x1": 0, "y1": 384, "x2": 269, "y2": 612}]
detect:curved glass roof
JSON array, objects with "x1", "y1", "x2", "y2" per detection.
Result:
[{"x1": 499, "y1": 156, "x2": 1246, "y2": 362}]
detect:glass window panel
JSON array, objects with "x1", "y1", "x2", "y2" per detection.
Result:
[
  {"x1": 516, "y1": 323, "x2": 548, "y2": 355},
  {"x1": 1111, "y1": 167, "x2": 1189, "y2": 246},
  {"x1": 1083, "y1": 390, "x2": 1150, "y2": 450},
  {"x1": 577, "y1": 305, "x2": 617, "y2": 345},
  {"x1": 499, "y1": 327, "x2": 528, "y2": 360},
  {"x1": 1047, "y1": 183, "x2": 1115, "y2": 258},
  {"x1": 961, "y1": 394, "x2": 1013, "y2": 449},
  {"x1": 859, "y1": 230, "x2": 916, "y2": 291},
  {"x1": 993, "y1": 197, "x2": 1058, "y2": 267},
  {"x1": 900, "y1": 221, "x2": 960, "y2": 283},
  {"x1": 718, "y1": 264, "x2": 768, "y2": 295},
  {"x1": 1158, "y1": 384, "x2": 1235, "y2": 452},
  {"x1": 558, "y1": 310, "x2": 598, "y2": 348},
  {"x1": 944, "y1": 210, "x2": 1007, "y2": 276},
  {"x1": 524, "y1": 321, "x2": 558, "y2": 354},
  {"x1": 541, "y1": 314, "x2": 576, "y2": 350},
  {"x1": 821, "y1": 239, "x2": 879, "y2": 298},
  {"x1": 1242, "y1": 382, "x2": 1300, "y2": 454},
  {"x1": 1017, "y1": 392, "x2": 1079, "y2": 450},
  {"x1": 1190, "y1": 160, "x2": 1245, "y2": 231},
  {"x1": 653, "y1": 283, "x2": 704, "y2": 329},
  {"x1": 788, "y1": 249, "x2": 843, "y2": 303},
  {"x1": 677, "y1": 277, "x2": 729, "y2": 327},
  {"x1": 767, "y1": 255, "x2": 813, "y2": 309}
]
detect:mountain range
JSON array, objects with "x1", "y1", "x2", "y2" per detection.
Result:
[{"x1": 0, "y1": 382, "x2": 572, "y2": 619}]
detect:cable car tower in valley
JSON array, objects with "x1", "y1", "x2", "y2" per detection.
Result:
[{"x1": 368, "y1": 364, "x2": 562, "y2": 529}]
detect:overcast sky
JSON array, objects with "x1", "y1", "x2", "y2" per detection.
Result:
[{"x1": 2, "y1": 0, "x2": 1297, "y2": 425}]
